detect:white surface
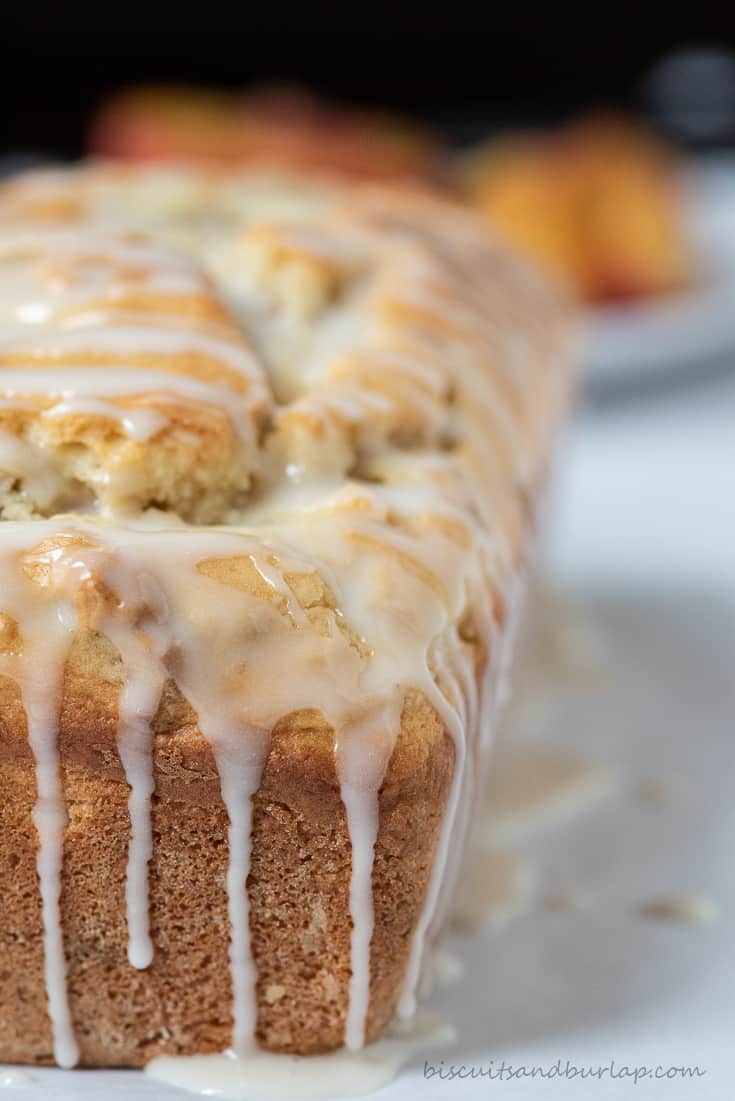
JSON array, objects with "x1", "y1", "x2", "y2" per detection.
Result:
[
  {"x1": 7, "y1": 378, "x2": 735, "y2": 1100},
  {"x1": 584, "y1": 156, "x2": 735, "y2": 386}
]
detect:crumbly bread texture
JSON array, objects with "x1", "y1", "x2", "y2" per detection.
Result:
[{"x1": 0, "y1": 164, "x2": 572, "y2": 1067}]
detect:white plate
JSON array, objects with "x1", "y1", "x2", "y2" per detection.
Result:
[
  {"x1": 584, "y1": 156, "x2": 735, "y2": 388},
  {"x1": 9, "y1": 393, "x2": 735, "y2": 1100}
]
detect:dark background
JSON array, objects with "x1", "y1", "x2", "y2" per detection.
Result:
[{"x1": 4, "y1": 9, "x2": 735, "y2": 157}]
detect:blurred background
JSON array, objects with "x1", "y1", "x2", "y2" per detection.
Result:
[
  {"x1": 4, "y1": 13, "x2": 735, "y2": 152},
  {"x1": 5, "y1": 16, "x2": 735, "y2": 391}
]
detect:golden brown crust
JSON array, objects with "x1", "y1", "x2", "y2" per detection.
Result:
[{"x1": 0, "y1": 631, "x2": 453, "y2": 1065}]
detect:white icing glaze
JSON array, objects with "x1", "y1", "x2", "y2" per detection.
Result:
[
  {"x1": 43, "y1": 398, "x2": 167, "y2": 441},
  {"x1": 397, "y1": 682, "x2": 466, "y2": 1021},
  {"x1": 0, "y1": 538, "x2": 81, "y2": 1068},
  {"x1": 217, "y1": 751, "x2": 263, "y2": 1057},
  {"x1": 341, "y1": 783, "x2": 379, "y2": 1052},
  {"x1": 146, "y1": 1011, "x2": 455, "y2": 1100},
  {"x1": 0, "y1": 324, "x2": 261, "y2": 381},
  {"x1": 0, "y1": 1067, "x2": 33, "y2": 1087},
  {"x1": 0, "y1": 367, "x2": 257, "y2": 443},
  {"x1": 336, "y1": 704, "x2": 400, "y2": 1052},
  {"x1": 103, "y1": 613, "x2": 167, "y2": 970},
  {"x1": 0, "y1": 366, "x2": 253, "y2": 406}
]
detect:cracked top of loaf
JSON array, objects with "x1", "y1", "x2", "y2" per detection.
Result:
[
  {"x1": 0, "y1": 162, "x2": 572, "y2": 759},
  {"x1": 0, "y1": 163, "x2": 568, "y2": 522}
]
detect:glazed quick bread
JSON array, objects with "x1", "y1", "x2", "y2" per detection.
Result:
[{"x1": 0, "y1": 164, "x2": 572, "y2": 1069}]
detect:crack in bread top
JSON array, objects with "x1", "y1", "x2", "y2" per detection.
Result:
[{"x1": 0, "y1": 162, "x2": 572, "y2": 743}]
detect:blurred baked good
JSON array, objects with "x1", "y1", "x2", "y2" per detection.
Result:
[
  {"x1": 89, "y1": 86, "x2": 442, "y2": 184},
  {"x1": 461, "y1": 114, "x2": 692, "y2": 304}
]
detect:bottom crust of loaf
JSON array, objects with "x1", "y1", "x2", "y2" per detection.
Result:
[{"x1": 0, "y1": 663, "x2": 453, "y2": 1067}]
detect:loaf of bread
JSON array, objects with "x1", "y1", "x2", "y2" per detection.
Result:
[{"x1": 0, "y1": 164, "x2": 571, "y2": 1068}]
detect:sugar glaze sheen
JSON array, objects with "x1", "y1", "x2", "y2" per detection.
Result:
[{"x1": 0, "y1": 164, "x2": 572, "y2": 1070}]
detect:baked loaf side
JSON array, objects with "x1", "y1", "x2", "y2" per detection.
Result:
[{"x1": 0, "y1": 165, "x2": 572, "y2": 1067}]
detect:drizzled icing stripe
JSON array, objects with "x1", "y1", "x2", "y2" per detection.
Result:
[
  {"x1": 336, "y1": 699, "x2": 402, "y2": 1052},
  {"x1": 0, "y1": 367, "x2": 257, "y2": 436},
  {"x1": 0, "y1": 365, "x2": 249, "y2": 401},
  {"x1": 43, "y1": 399, "x2": 167, "y2": 442},
  {"x1": 0, "y1": 227, "x2": 204, "y2": 268},
  {"x1": 22, "y1": 662, "x2": 79, "y2": 1070},
  {"x1": 396, "y1": 680, "x2": 467, "y2": 1022},
  {"x1": 215, "y1": 749, "x2": 263, "y2": 1057},
  {"x1": 103, "y1": 617, "x2": 167, "y2": 970},
  {"x1": 0, "y1": 545, "x2": 80, "y2": 1068},
  {"x1": 0, "y1": 325, "x2": 261, "y2": 380},
  {"x1": 342, "y1": 785, "x2": 380, "y2": 1051}
]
